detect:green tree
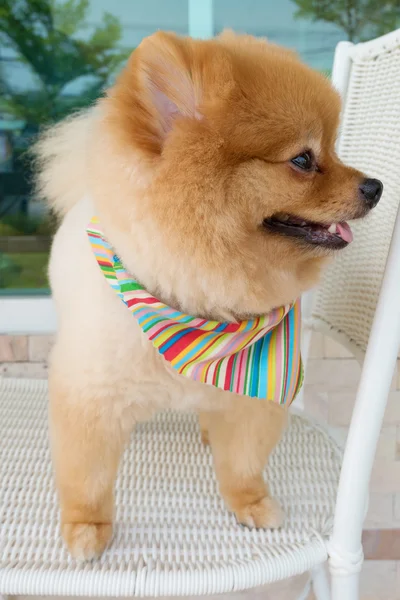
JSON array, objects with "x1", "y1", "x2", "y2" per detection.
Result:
[
  {"x1": 292, "y1": 0, "x2": 400, "y2": 42},
  {"x1": 0, "y1": 0, "x2": 130, "y2": 128}
]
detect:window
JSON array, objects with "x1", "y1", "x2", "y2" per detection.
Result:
[
  {"x1": 0, "y1": 0, "x2": 189, "y2": 297},
  {"x1": 214, "y1": 0, "x2": 343, "y2": 73},
  {"x1": 0, "y1": 0, "x2": 397, "y2": 330}
]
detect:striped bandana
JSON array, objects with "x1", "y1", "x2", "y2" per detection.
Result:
[{"x1": 87, "y1": 217, "x2": 303, "y2": 405}]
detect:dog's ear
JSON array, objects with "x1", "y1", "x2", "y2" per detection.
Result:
[
  {"x1": 136, "y1": 32, "x2": 201, "y2": 140},
  {"x1": 106, "y1": 32, "x2": 230, "y2": 156}
]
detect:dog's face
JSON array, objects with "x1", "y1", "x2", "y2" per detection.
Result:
[{"x1": 94, "y1": 32, "x2": 382, "y2": 318}]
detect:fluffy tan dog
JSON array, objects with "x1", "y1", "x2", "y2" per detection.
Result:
[{"x1": 35, "y1": 31, "x2": 382, "y2": 560}]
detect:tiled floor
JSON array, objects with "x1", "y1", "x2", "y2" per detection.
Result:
[{"x1": 1, "y1": 333, "x2": 400, "y2": 599}]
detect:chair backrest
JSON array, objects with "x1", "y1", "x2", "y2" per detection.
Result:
[
  {"x1": 314, "y1": 32, "x2": 400, "y2": 592},
  {"x1": 311, "y1": 30, "x2": 400, "y2": 360}
]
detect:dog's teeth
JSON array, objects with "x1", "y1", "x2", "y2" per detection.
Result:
[
  {"x1": 328, "y1": 223, "x2": 337, "y2": 233},
  {"x1": 300, "y1": 221, "x2": 307, "y2": 226},
  {"x1": 281, "y1": 215, "x2": 289, "y2": 221}
]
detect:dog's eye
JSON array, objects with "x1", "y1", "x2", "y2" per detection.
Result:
[{"x1": 291, "y1": 151, "x2": 314, "y2": 171}]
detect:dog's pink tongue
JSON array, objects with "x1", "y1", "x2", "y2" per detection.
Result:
[{"x1": 336, "y1": 222, "x2": 353, "y2": 243}]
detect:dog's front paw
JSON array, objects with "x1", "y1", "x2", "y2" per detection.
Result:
[
  {"x1": 62, "y1": 522, "x2": 113, "y2": 560},
  {"x1": 233, "y1": 496, "x2": 284, "y2": 529}
]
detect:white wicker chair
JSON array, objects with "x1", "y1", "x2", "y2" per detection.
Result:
[{"x1": 1, "y1": 29, "x2": 400, "y2": 600}]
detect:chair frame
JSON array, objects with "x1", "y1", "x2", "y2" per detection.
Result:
[
  {"x1": 304, "y1": 33, "x2": 400, "y2": 600},
  {"x1": 328, "y1": 189, "x2": 400, "y2": 600}
]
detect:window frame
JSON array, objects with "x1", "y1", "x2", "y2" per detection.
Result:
[{"x1": 0, "y1": 296, "x2": 57, "y2": 334}]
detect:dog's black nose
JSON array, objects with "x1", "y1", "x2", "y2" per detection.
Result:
[{"x1": 359, "y1": 178, "x2": 383, "y2": 208}]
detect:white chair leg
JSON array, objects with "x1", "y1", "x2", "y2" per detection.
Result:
[
  {"x1": 328, "y1": 541, "x2": 363, "y2": 600},
  {"x1": 296, "y1": 578, "x2": 313, "y2": 600},
  {"x1": 330, "y1": 570, "x2": 360, "y2": 600},
  {"x1": 311, "y1": 563, "x2": 330, "y2": 600}
]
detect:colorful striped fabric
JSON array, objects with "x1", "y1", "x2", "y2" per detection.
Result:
[{"x1": 87, "y1": 217, "x2": 303, "y2": 405}]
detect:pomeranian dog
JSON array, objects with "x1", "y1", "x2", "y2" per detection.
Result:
[{"x1": 35, "y1": 31, "x2": 382, "y2": 560}]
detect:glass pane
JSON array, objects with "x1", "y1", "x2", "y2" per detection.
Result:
[
  {"x1": 0, "y1": 0, "x2": 188, "y2": 293},
  {"x1": 214, "y1": 0, "x2": 399, "y2": 72}
]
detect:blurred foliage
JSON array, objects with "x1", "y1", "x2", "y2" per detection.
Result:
[
  {"x1": 0, "y1": 0, "x2": 130, "y2": 251},
  {"x1": 293, "y1": 0, "x2": 400, "y2": 42},
  {"x1": 0, "y1": 252, "x2": 48, "y2": 288},
  {"x1": 0, "y1": 0, "x2": 131, "y2": 128},
  {"x1": 0, "y1": 253, "x2": 22, "y2": 287},
  {"x1": 0, "y1": 212, "x2": 57, "y2": 236}
]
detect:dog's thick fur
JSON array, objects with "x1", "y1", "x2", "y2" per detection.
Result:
[{"x1": 35, "y1": 31, "x2": 371, "y2": 560}]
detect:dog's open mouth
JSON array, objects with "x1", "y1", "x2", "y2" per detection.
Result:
[{"x1": 263, "y1": 213, "x2": 353, "y2": 249}]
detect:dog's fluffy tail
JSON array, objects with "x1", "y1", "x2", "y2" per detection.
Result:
[{"x1": 33, "y1": 110, "x2": 93, "y2": 217}]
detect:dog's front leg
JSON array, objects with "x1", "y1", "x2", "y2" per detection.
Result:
[
  {"x1": 48, "y1": 369, "x2": 131, "y2": 560},
  {"x1": 200, "y1": 399, "x2": 287, "y2": 529}
]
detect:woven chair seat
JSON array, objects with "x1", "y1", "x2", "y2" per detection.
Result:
[{"x1": 0, "y1": 378, "x2": 341, "y2": 597}]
